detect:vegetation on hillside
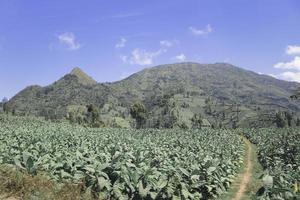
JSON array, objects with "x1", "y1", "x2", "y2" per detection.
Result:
[{"x1": 4, "y1": 63, "x2": 300, "y2": 128}]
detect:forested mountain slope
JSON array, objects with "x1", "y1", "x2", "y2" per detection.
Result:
[{"x1": 5, "y1": 62, "x2": 300, "y2": 128}]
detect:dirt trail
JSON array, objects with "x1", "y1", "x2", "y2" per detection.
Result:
[{"x1": 232, "y1": 137, "x2": 253, "y2": 200}]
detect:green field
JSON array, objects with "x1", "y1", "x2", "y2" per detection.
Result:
[
  {"x1": 244, "y1": 128, "x2": 300, "y2": 199},
  {"x1": 0, "y1": 115, "x2": 244, "y2": 199},
  {"x1": 0, "y1": 115, "x2": 299, "y2": 200}
]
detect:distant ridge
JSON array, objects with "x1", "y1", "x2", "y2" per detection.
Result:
[{"x1": 5, "y1": 62, "x2": 300, "y2": 128}]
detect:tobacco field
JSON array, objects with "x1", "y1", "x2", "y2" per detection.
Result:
[{"x1": 0, "y1": 115, "x2": 245, "y2": 199}]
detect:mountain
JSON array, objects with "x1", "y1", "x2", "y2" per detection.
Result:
[
  {"x1": 69, "y1": 67, "x2": 97, "y2": 86},
  {"x1": 5, "y1": 63, "x2": 300, "y2": 128}
]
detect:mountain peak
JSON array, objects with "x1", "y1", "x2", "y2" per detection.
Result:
[
  {"x1": 70, "y1": 67, "x2": 85, "y2": 75},
  {"x1": 69, "y1": 67, "x2": 97, "y2": 85}
]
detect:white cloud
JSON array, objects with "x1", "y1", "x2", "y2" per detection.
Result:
[
  {"x1": 120, "y1": 40, "x2": 171, "y2": 66},
  {"x1": 272, "y1": 45, "x2": 300, "y2": 82},
  {"x1": 160, "y1": 40, "x2": 173, "y2": 48},
  {"x1": 286, "y1": 45, "x2": 300, "y2": 55},
  {"x1": 120, "y1": 55, "x2": 128, "y2": 63},
  {"x1": 115, "y1": 37, "x2": 127, "y2": 49},
  {"x1": 274, "y1": 56, "x2": 300, "y2": 70},
  {"x1": 268, "y1": 73, "x2": 278, "y2": 78},
  {"x1": 189, "y1": 24, "x2": 212, "y2": 36},
  {"x1": 256, "y1": 72, "x2": 278, "y2": 78},
  {"x1": 121, "y1": 48, "x2": 166, "y2": 66},
  {"x1": 130, "y1": 48, "x2": 165, "y2": 65},
  {"x1": 175, "y1": 53, "x2": 186, "y2": 62},
  {"x1": 130, "y1": 49, "x2": 153, "y2": 65},
  {"x1": 58, "y1": 32, "x2": 81, "y2": 50},
  {"x1": 278, "y1": 71, "x2": 300, "y2": 82}
]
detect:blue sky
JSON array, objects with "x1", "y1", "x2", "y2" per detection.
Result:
[{"x1": 1, "y1": 0, "x2": 300, "y2": 98}]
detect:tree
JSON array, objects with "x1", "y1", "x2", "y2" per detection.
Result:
[
  {"x1": 130, "y1": 102, "x2": 148, "y2": 129},
  {"x1": 274, "y1": 112, "x2": 286, "y2": 128},
  {"x1": 232, "y1": 120, "x2": 237, "y2": 129},
  {"x1": 67, "y1": 111, "x2": 76, "y2": 123},
  {"x1": 2, "y1": 97, "x2": 8, "y2": 103},
  {"x1": 1, "y1": 97, "x2": 8, "y2": 114},
  {"x1": 191, "y1": 114, "x2": 203, "y2": 129},
  {"x1": 296, "y1": 118, "x2": 300, "y2": 127},
  {"x1": 204, "y1": 98, "x2": 212, "y2": 115},
  {"x1": 290, "y1": 88, "x2": 300, "y2": 100},
  {"x1": 86, "y1": 104, "x2": 100, "y2": 125},
  {"x1": 166, "y1": 108, "x2": 179, "y2": 128},
  {"x1": 284, "y1": 112, "x2": 293, "y2": 127}
]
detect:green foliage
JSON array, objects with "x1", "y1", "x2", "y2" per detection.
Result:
[
  {"x1": 5, "y1": 63, "x2": 300, "y2": 128},
  {"x1": 204, "y1": 98, "x2": 212, "y2": 115},
  {"x1": 284, "y1": 112, "x2": 293, "y2": 127},
  {"x1": 66, "y1": 104, "x2": 105, "y2": 128},
  {"x1": 244, "y1": 128, "x2": 300, "y2": 199},
  {"x1": 274, "y1": 112, "x2": 286, "y2": 128},
  {"x1": 69, "y1": 67, "x2": 97, "y2": 86},
  {"x1": 130, "y1": 102, "x2": 147, "y2": 129},
  {"x1": 111, "y1": 117, "x2": 131, "y2": 128},
  {"x1": 191, "y1": 114, "x2": 203, "y2": 129},
  {"x1": 1, "y1": 97, "x2": 8, "y2": 114},
  {"x1": 86, "y1": 104, "x2": 100, "y2": 124},
  {"x1": 0, "y1": 115, "x2": 245, "y2": 199},
  {"x1": 290, "y1": 87, "x2": 300, "y2": 100},
  {"x1": 296, "y1": 118, "x2": 300, "y2": 127}
]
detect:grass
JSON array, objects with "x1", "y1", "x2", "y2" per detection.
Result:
[{"x1": 0, "y1": 165, "x2": 96, "y2": 200}]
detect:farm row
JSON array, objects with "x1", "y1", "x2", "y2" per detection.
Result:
[
  {"x1": 244, "y1": 128, "x2": 300, "y2": 199},
  {"x1": 0, "y1": 115, "x2": 244, "y2": 199}
]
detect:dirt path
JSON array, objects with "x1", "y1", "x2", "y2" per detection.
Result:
[
  {"x1": 217, "y1": 136, "x2": 259, "y2": 200},
  {"x1": 232, "y1": 137, "x2": 253, "y2": 200}
]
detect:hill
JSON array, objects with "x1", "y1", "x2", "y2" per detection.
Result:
[{"x1": 4, "y1": 62, "x2": 300, "y2": 128}]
